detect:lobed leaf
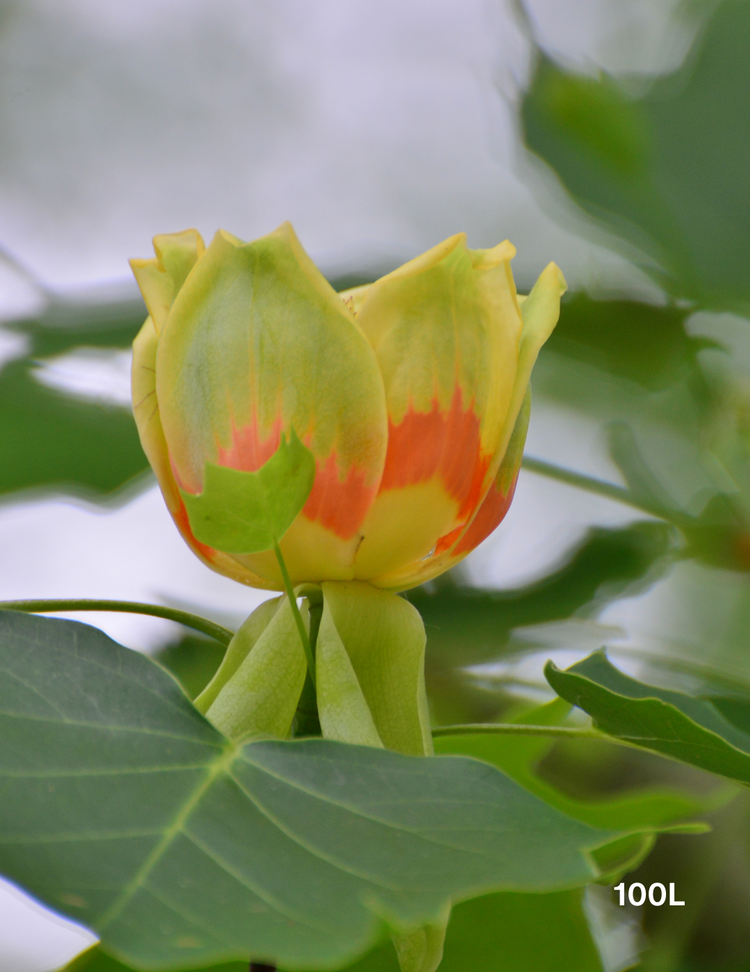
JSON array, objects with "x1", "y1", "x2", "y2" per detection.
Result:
[
  {"x1": 0, "y1": 611, "x2": 634, "y2": 971},
  {"x1": 63, "y1": 888, "x2": 605, "y2": 972}
]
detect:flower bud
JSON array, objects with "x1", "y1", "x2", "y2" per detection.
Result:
[{"x1": 131, "y1": 223, "x2": 565, "y2": 591}]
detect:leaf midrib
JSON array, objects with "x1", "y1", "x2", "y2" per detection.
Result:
[{"x1": 97, "y1": 740, "x2": 236, "y2": 932}]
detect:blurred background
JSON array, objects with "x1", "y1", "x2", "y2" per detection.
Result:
[{"x1": 2, "y1": 0, "x2": 750, "y2": 969}]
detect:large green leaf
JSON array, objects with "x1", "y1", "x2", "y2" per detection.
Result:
[
  {"x1": 61, "y1": 946, "x2": 246, "y2": 972},
  {"x1": 522, "y1": 0, "x2": 750, "y2": 312},
  {"x1": 546, "y1": 651, "x2": 750, "y2": 785},
  {"x1": 0, "y1": 611, "x2": 631, "y2": 971},
  {"x1": 64, "y1": 889, "x2": 605, "y2": 972},
  {"x1": 0, "y1": 297, "x2": 148, "y2": 498}
]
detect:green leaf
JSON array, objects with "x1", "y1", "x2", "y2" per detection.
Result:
[
  {"x1": 66, "y1": 889, "x2": 606, "y2": 972},
  {"x1": 181, "y1": 429, "x2": 316, "y2": 553},
  {"x1": 0, "y1": 611, "x2": 636, "y2": 971},
  {"x1": 435, "y1": 890, "x2": 605, "y2": 972},
  {"x1": 544, "y1": 294, "x2": 707, "y2": 394},
  {"x1": 0, "y1": 359, "x2": 148, "y2": 499},
  {"x1": 546, "y1": 651, "x2": 750, "y2": 785},
  {"x1": 522, "y1": 1, "x2": 750, "y2": 313},
  {"x1": 60, "y1": 945, "x2": 246, "y2": 972},
  {"x1": 0, "y1": 298, "x2": 149, "y2": 499},
  {"x1": 324, "y1": 889, "x2": 605, "y2": 972},
  {"x1": 436, "y1": 700, "x2": 713, "y2": 828}
]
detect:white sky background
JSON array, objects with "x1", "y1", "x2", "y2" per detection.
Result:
[{"x1": 0, "y1": 0, "x2": 700, "y2": 968}]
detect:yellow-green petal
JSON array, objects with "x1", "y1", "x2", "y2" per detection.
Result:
[
  {"x1": 131, "y1": 314, "x2": 276, "y2": 591},
  {"x1": 352, "y1": 234, "x2": 523, "y2": 580},
  {"x1": 156, "y1": 222, "x2": 389, "y2": 585},
  {"x1": 130, "y1": 229, "x2": 205, "y2": 335}
]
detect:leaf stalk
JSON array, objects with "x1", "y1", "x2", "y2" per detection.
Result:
[{"x1": 0, "y1": 598, "x2": 234, "y2": 645}]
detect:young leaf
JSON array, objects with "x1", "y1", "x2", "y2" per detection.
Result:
[
  {"x1": 0, "y1": 611, "x2": 637, "y2": 971},
  {"x1": 546, "y1": 651, "x2": 750, "y2": 785},
  {"x1": 181, "y1": 429, "x2": 315, "y2": 553}
]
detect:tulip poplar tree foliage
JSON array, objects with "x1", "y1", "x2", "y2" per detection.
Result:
[{"x1": 4, "y1": 2, "x2": 750, "y2": 970}]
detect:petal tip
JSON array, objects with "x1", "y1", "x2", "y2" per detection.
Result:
[{"x1": 544, "y1": 261, "x2": 568, "y2": 294}]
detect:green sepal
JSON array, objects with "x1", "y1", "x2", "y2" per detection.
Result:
[
  {"x1": 204, "y1": 596, "x2": 308, "y2": 740},
  {"x1": 316, "y1": 596, "x2": 383, "y2": 748},
  {"x1": 180, "y1": 429, "x2": 315, "y2": 553},
  {"x1": 317, "y1": 581, "x2": 432, "y2": 756},
  {"x1": 194, "y1": 596, "x2": 281, "y2": 713}
]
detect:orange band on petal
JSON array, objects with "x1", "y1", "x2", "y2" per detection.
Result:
[
  {"x1": 451, "y1": 471, "x2": 519, "y2": 556},
  {"x1": 204, "y1": 415, "x2": 377, "y2": 543},
  {"x1": 303, "y1": 454, "x2": 378, "y2": 541},
  {"x1": 217, "y1": 415, "x2": 284, "y2": 473},
  {"x1": 381, "y1": 387, "x2": 490, "y2": 521}
]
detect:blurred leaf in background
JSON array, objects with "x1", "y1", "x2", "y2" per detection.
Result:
[
  {"x1": 0, "y1": 294, "x2": 147, "y2": 498},
  {"x1": 522, "y1": 0, "x2": 750, "y2": 314}
]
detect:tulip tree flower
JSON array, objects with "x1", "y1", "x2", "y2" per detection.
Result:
[{"x1": 131, "y1": 224, "x2": 564, "y2": 972}]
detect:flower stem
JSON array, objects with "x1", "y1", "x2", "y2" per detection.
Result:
[
  {"x1": 273, "y1": 544, "x2": 316, "y2": 685},
  {"x1": 521, "y1": 455, "x2": 687, "y2": 525},
  {"x1": 0, "y1": 598, "x2": 234, "y2": 645}
]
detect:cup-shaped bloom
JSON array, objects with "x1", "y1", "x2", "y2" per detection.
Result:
[{"x1": 131, "y1": 223, "x2": 565, "y2": 591}]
